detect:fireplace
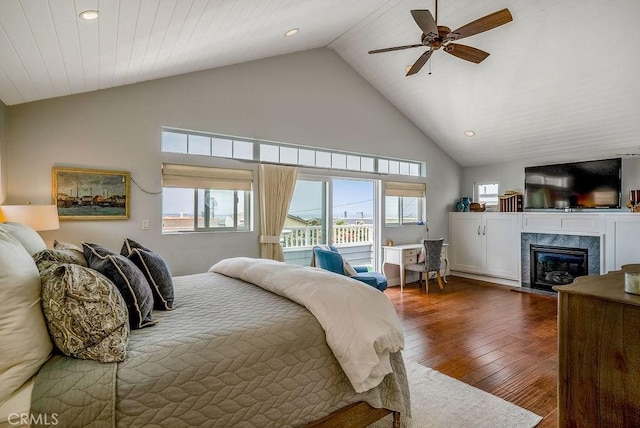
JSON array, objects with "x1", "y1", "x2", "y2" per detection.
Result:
[{"x1": 530, "y1": 245, "x2": 588, "y2": 292}]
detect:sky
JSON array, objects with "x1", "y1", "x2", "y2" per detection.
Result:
[{"x1": 288, "y1": 179, "x2": 374, "y2": 220}]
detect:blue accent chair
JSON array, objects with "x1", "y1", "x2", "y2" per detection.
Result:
[{"x1": 312, "y1": 246, "x2": 388, "y2": 292}]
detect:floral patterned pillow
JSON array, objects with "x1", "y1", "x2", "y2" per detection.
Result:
[{"x1": 40, "y1": 263, "x2": 129, "y2": 362}]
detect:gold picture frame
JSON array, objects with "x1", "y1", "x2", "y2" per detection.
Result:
[{"x1": 52, "y1": 167, "x2": 130, "y2": 220}]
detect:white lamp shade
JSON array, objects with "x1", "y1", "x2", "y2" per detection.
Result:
[{"x1": 0, "y1": 205, "x2": 60, "y2": 231}]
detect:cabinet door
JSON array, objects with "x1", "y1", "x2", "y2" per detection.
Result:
[
  {"x1": 484, "y1": 213, "x2": 520, "y2": 279},
  {"x1": 450, "y1": 213, "x2": 485, "y2": 273},
  {"x1": 605, "y1": 216, "x2": 640, "y2": 272}
]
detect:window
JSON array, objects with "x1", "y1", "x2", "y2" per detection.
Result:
[
  {"x1": 476, "y1": 182, "x2": 499, "y2": 209},
  {"x1": 161, "y1": 164, "x2": 252, "y2": 233},
  {"x1": 385, "y1": 181, "x2": 426, "y2": 225},
  {"x1": 161, "y1": 128, "x2": 425, "y2": 178},
  {"x1": 282, "y1": 177, "x2": 376, "y2": 267}
]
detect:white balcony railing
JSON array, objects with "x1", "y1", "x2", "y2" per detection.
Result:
[{"x1": 281, "y1": 224, "x2": 373, "y2": 248}]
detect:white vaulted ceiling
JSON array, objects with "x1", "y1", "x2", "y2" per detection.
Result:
[{"x1": 1, "y1": 0, "x2": 639, "y2": 167}]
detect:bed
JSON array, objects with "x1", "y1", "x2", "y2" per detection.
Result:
[{"x1": 0, "y1": 224, "x2": 410, "y2": 428}]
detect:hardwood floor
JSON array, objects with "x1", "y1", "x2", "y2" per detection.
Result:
[{"x1": 386, "y1": 276, "x2": 558, "y2": 427}]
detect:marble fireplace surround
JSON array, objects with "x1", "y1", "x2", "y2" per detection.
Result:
[{"x1": 521, "y1": 233, "x2": 601, "y2": 288}]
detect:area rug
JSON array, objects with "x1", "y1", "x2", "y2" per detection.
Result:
[{"x1": 370, "y1": 360, "x2": 543, "y2": 428}]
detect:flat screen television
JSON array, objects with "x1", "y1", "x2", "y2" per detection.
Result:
[{"x1": 524, "y1": 158, "x2": 622, "y2": 209}]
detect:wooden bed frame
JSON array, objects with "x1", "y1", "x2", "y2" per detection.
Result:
[{"x1": 308, "y1": 402, "x2": 401, "y2": 428}]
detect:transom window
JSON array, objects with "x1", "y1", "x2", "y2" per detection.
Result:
[{"x1": 161, "y1": 128, "x2": 424, "y2": 178}]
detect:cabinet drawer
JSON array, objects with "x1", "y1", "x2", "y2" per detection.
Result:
[
  {"x1": 404, "y1": 248, "x2": 420, "y2": 265},
  {"x1": 404, "y1": 256, "x2": 417, "y2": 264}
]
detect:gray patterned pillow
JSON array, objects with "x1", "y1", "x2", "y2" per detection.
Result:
[
  {"x1": 121, "y1": 238, "x2": 174, "y2": 310},
  {"x1": 83, "y1": 243, "x2": 156, "y2": 329},
  {"x1": 54, "y1": 240, "x2": 87, "y2": 264},
  {"x1": 35, "y1": 241, "x2": 89, "y2": 285},
  {"x1": 33, "y1": 245, "x2": 88, "y2": 277},
  {"x1": 40, "y1": 263, "x2": 129, "y2": 363}
]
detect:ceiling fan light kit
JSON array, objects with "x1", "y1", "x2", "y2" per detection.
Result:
[{"x1": 368, "y1": 2, "x2": 512, "y2": 76}]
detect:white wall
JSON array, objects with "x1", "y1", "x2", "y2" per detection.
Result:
[
  {"x1": 462, "y1": 157, "x2": 640, "y2": 207},
  {"x1": 0, "y1": 99, "x2": 6, "y2": 203},
  {"x1": 6, "y1": 48, "x2": 461, "y2": 275}
]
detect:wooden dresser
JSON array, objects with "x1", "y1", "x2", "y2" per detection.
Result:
[{"x1": 555, "y1": 265, "x2": 640, "y2": 427}]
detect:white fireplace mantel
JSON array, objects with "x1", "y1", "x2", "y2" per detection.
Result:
[
  {"x1": 521, "y1": 212, "x2": 604, "y2": 236},
  {"x1": 520, "y1": 212, "x2": 640, "y2": 274}
]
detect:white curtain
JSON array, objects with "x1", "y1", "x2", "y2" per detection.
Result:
[{"x1": 259, "y1": 164, "x2": 298, "y2": 261}]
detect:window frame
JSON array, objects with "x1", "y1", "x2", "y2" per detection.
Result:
[
  {"x1": 192, "y1": 189, "x2": 250, "y2": 232},
  {"x1": 384, "y1": 181, "x2": 426, "y2": 226},
  {"x1": 475, "y1": 181, "x2": 500, "y2": 208},
  {"x1": 161, "y1": 163, "x2": 253, "y2": 234},
  {"x1": 161, "y1": 127, "x2": 425, "y2": 178},
  {"x1": 385, "y1": 195, "x2": 425, "y2": 226}
]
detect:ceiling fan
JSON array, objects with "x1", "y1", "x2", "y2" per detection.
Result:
[{"x1": 368, "y1": 1, "x2": 513, "y2": 76}]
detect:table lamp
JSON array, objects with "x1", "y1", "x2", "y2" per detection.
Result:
[{"x1": 0, "y1": 204, "x2": 60, "y2": 231}]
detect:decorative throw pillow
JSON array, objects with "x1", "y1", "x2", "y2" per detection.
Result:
[
  {"x1": 40, "y1": 263, "x2": 129, "y2": 362},
  {"x1": 121, "y1": 238, "x2": 174, "y2": 310},
  {"x1": 33, "y1": 246, "x2": 88, "y2": 273},
  {"x1": 0, "y1": 230, "x2": 52, "y2": 404},
  {"x1": 0, "y1": 222, "x2": 47, "y2": 256},
  {"x1": 83, "y1": 243, "x2": 156, "y2": 329},
  {"x1": 54, "y1": 240, "x2": 88, "y2": 264},
  {"x1": 34, "y1": 241, "x2": 88, "y2": 285}
]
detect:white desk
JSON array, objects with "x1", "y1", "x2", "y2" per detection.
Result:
[{"x1": 382, "y1": 243, "x2": 449, "y2": 292}]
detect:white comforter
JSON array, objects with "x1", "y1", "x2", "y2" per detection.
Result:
[{"x1": 210, "y1": 257, "x2": 404, "y2": 393}]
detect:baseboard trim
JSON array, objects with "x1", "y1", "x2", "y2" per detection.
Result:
[
  {"x1": 450, "y1": 271, "x2": 521, "y2": 288},
  {"x1": 386, "y1": 271, "x2": 447, "y2": 287}
]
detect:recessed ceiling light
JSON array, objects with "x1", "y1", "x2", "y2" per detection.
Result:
[
  {"x1": 284, "y1": 28, "x2": 299, "y2": 37},
  {"x1": 464, "y1": 130, "x2": 476, "y2": 137},
  {"x1": 79, "y1": 10, "x2": 99, "y2": 20}
]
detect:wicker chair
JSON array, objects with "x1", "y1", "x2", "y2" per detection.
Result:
[{"x1": 405, "y1": 238, "x2": 444, "y2": 293}]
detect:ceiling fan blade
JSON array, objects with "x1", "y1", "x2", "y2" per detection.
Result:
[
  {"x1": 411, "y1": 10, "x2": 439, "y2": 39},
  {"x1": 444, "y1": 43, "x2": 490, "y2": 63},
  {"x1": 406, "y1": 50, "x2": 433, "y2": 76},
  {"x1": 448, "y1": 8, "x2": 513, "y2": 41},
  {"x1": 368, "y1": 44, "x2": 424, "y2": 54}
]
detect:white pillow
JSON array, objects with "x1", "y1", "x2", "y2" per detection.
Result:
[
  {"x1": 0, "y1": 230, "x2": 52, "y2": 404},
  {"x1": 0, "y1": 222, "x2": 47, "y2": 255}
]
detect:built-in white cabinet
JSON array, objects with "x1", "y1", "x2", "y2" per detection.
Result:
[
  {"x1": 605, "y1": 215, "x2": 640, "y2": 272},
  {"x1": 449, "y1": 212, "x2": 521, "y2": 280},
  {"x1": 448, "y1": 211, "x2": 640, "y2": 286}
]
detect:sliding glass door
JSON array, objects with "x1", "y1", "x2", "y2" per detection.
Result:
[
  {"x1": 282, "y1": 176, "x2": 377, "y2": 268},
  {"x1": 282, "y1": 179, "x2": 329, "y2": 265}
]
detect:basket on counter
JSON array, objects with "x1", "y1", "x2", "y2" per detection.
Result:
[{"x1": 499, "y1": 192, "x2": 522, "y2": 212}]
